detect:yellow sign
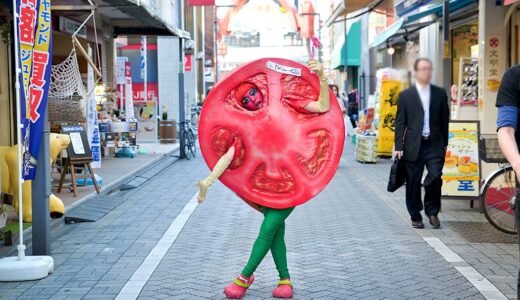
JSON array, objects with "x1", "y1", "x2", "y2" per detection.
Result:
[
  {"x1": 377, "y1": 80, "x2": 401, "y2": 156},
  {"x1": 443, "y1": 41, "x2": 451, "y2": 59},
  {"x1": 487, "y1": 35, "x2": 501, "y2": 91},
  {"x1": 442, "y1": 122, "x2": 480, "y2": 197}
]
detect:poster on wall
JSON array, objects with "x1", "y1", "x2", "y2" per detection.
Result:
[
  {"x1": 377, "y1": 80, "x2": 401, "y2": 156},
  {"x1": 442, "y1": 121, "x2": 480, "y2": 198},
  {"x1": 16, "y1": 0, "x2": 53, "y2": 180}
]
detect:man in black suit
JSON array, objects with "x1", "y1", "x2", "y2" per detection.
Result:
[{"x1": 394, "y1": 58, "x2": 450, "y2": 229}]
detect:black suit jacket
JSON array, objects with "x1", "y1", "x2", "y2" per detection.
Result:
[{"x1": 394, "y1": 84, "x2": 450, "y2": 162}]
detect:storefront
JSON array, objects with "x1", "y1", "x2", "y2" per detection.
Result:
[
  {"x1": 0, "y1": 3, "x2": 13, "y2": 147},
  {"x1": 330, "y1": 20, "x2": 362, "y2": 92},
  {"x1": 450, "y1": 21, "x2": 479, "y2": 120}
]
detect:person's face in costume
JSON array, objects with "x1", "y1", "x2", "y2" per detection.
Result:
[{"x1": 240, "y1": 85, "x2": 263, "y2": 111}]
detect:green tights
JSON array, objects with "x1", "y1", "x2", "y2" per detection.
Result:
[{"x1": 241, "y1": 206, "x2": 295, "y2": 279}]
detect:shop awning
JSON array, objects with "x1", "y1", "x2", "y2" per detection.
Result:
[
  {"x1": 370, "y1": 0, "x2": 477, "y2": 48},
  {"x1": 98, "y1": 0, "x2": 190, "y2": 38},
  {"x1": 330, "y1": 20, "x2": 361, "y2": 69},
  {"x1": 370, "y1": 19, "x2": 405, "y2": 49},
  {"x1": 325, "y1": 0, "x2": 383, "y2": 27}
]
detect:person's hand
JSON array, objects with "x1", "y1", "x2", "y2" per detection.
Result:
[
  {"x1": 307, "y1": 60, "x2": 324, "y2": 77},
  {"x1": 395, "y1": 151, "x2": 403, "y2": 159},
  {"x1": 196, "y1": 180, "x2": 210, "y2": 203}
]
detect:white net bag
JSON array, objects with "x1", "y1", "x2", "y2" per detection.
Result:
[{"x1": 48, "y1": 48, "x2": 87, "y2": 123}]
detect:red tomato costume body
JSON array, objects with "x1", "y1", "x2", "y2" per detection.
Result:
[{"x1": 198, "y1": 58, "x2": 345, "y2": 209}]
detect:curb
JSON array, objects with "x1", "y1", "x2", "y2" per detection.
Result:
[{"x1": 0, "y1": 145, "x2": 180, "y2": 257}]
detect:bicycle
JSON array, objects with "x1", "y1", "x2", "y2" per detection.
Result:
[
  {"x1": 479, "y1": 134, "x2": 516, "y2": 234},
  {"x1": 190, "y1": 105, "x2": 201, "y2": 130},
  {"x1": 179, "y1": 119, "x2": 197, "y2": 160}
]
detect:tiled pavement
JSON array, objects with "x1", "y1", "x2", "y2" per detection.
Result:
[
  {"x1": 0, "y1": 140, "x2": 517, "y2": 299},
  {"x1": 348, "y1": 147, "x2": 519, "y2": 299}
]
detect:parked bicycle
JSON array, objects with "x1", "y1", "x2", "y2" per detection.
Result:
[
  {"x1": 190, "y1": 105, "x2": 201, "y2": 130},
  {"x1": 179, "y1": 119, "x2": 197, "y2": 160},
  {"x1": 479, "y1": 134, "x2": 516, "y2": 234}
]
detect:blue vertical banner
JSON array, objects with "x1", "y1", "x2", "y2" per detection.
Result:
[{"x1": 16, "y1": 0, "x2": 53, "y2": 180}]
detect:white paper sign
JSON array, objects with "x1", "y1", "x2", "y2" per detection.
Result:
[
  {"x1": 116, "y1": 56, "x2": 128, "y2": 85},
  {"x1": 70, "y1": 132, "x2": 85, "y2": 155},
  {"x1": 266, "y1": 61, "x2": 302, "y2": 76}
]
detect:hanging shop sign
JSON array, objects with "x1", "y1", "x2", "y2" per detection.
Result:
[
  {"x1": 394, "y1": 0, "x2": 432, "y2": 17},
  {"x1": 185, "y1": 54, "x2": 192, "y2": 72},
  {"x1": 487, "y1": 35, "x2": 501, "y2": 91},
  {"x1": 442, "y1": 121, "x2": 480, "y2": 198},
  {"x1": 188, "y1": 0, "x2": 215, "y2": 5},
  {"x1": 59, "y1": 16, "x2": 87, "y2": 40},
  {"x1": 16, "y1": 0, "x2": 53, "y2": 180},
  {"x1": 377, "y1": 80, "x2": 402, "y2": 156}
]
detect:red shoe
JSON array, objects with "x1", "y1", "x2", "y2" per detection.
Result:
[
  {"x1": 272, "y1": 279, "x2": 293, "y2": 298},
  {"x1": 223, "y1": 274, "x2": 255, "y2": 299}
]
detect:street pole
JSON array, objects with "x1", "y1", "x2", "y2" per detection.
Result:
[
  {"x1": 442, "y1": 0, "x2": 452, "y2": 97},
  {"x1": 343, "y1": 17, "x2": 349, "y2": 95},
  {"x1": 179, "y1": 1, "x2": 186, "y2": 159},
  {"x1": 214, "y1": 6, "x2": 218, "y2": 83},
  {"x1": 31, "y1": 111, "x2": 50, "y2": 255}
]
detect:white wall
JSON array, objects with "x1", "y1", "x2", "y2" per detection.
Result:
[{"x1": 157, "y1": 36, "x2": 180, "y2": 122}]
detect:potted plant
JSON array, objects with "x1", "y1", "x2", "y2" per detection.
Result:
[
  {"x1": 159, "y1": 106, "x2": 176, "y2": 144},
  {"x1": 0, "y1": 202, "x2": 12, "y2": 246},
  {"x1": 0, "y1": 202, "x2": 7, "y2": 229}
]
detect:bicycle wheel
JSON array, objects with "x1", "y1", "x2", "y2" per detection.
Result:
[
  {"x1": 482, "y1": 166, "x2": 517, "y2": 234},
  {"x1": 183, "y1": 129, "x2": 192, "y2": 160},
  {"x1": 188, "y1": 129, "x2": 196, "y2": 158}
]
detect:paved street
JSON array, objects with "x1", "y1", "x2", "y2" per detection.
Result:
[{"x1": 0, "y1": 141, "x2": 517, "y2": 299}]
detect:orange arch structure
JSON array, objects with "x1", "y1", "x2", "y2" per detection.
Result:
[{"x1": 217, "y1": 0, "x2": 315, "y2": 41}]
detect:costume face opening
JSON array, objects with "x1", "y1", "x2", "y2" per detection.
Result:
[{"x1": 237, "y1": 83, "x2": 263, "y2": 111}]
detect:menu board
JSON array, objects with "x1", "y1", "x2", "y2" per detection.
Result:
[
  {"x1": 61, "y1": 125, "x2": 93, "y2": 162},
  {"x1": 442, "y1": 121, "x2": 480, "y2": 197}
]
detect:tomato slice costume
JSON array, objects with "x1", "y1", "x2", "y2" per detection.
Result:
[
  {"x1": 199, "y1": 58, "x2": 345, "y2": 209},
  {"x1": 197, "y1": 58, "x2": 344, "y2": 299}
]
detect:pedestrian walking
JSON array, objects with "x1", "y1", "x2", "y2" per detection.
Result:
[
  {"x1": 394, "y1": 58, "x2": 450, "y2": 229},
  {"x1": 495, "y1": 64, "x2": 520, "y2": 299}
]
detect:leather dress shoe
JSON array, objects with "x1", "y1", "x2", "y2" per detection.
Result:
[
  {"x1": 428, "y1": 215, "x2": 441, "y2": 229},
  {"x1": 412, "y1": 220, "x2": 424, "y2": 229}
]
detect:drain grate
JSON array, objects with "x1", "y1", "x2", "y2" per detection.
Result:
[
  {"x1": 65, "y1": 155, "x2": 179, "y2": 223},
  {"x1": 65, "y1": 195, "x2": 126, "y2": 223},
  {"x1": 444, "y1": 221, "x2": 518, "y2": 244},
  {"x1": 120, "y1": 156, "x2": 178, "y2": 190}
]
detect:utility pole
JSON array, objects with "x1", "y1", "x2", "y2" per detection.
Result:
[
  {"x1": 442, "y1": 0, "x2": 451, "y2": 96},
  {"x1": 343, "y1": 17, "x2": 349, "y2": 94},
  {"x1": 213, "y1": 4, "x2": 235, "y2": 83}
]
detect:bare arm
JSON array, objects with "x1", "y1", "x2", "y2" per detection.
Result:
[
  {"x1": 498, "y1": 127, "x2": 520, "y2": 180},
  {"x1": 197, "y1": 146, "x2": 235, "y2": 203},
  {"x1": 304, "y1": 60, "x2": 330, "y2": 113}
]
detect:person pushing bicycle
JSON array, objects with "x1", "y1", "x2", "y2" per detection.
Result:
[{"x1": 496, "y1": 64, "x2": 520, "y2": 299}]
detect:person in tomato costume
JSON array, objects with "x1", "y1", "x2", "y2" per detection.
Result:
[{"x1": 197, "y1": 58, "x2": 345, "y2": 299}]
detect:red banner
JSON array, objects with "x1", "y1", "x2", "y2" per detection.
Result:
[
  {"x1": 188, "y1": 0, "x2": 215, "y2": 6},
  {"x1": 185, "y1": 54, "x2": 192, "y2": 72},
  {"x1": 505, "y1": 0, "x2": 520, "y2": 4}
]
